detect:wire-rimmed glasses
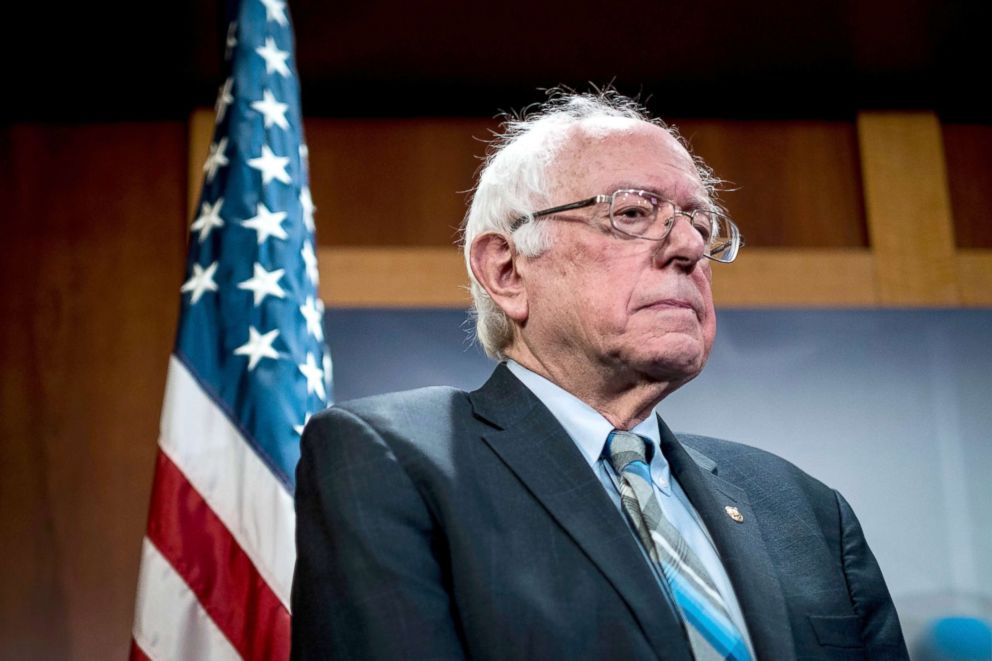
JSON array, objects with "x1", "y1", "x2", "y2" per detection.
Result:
[{"x1": 511, "y1": 189, "x2": 743, "y2": 263}]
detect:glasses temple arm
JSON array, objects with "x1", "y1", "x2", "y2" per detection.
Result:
[{"x1": 509, "y1": 195, "x2": 606, "y2": 231}]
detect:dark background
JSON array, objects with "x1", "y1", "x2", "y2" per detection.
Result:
[{"x1": 7, "y1": 0, "x2": 991, "y2": 122}]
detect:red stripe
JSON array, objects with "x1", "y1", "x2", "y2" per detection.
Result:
[
  {"x1": 146, "y1": 450, "x2": 291, "y2": 661},
  {"x1": 130, "y1": 638, "x2": 151, "y2": 661}
]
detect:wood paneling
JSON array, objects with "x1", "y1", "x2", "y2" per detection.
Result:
[
  {"x1": 943, "y1": 123, "x2": 992, "y2": 249},
  {"x1": 189, "y1": 116, "x2": 871, "y2": 250},
  {"x1": 710, "y1": 249, "x2": 878, "y2": 306},
  {"x1": 318, "y1": 246, "x2": 992, "y2": 308},
  {"x1": 676, "y1": 119, "x2": 868, "y2": 248},
  {"x1": 306, "y1": 118, "x2": 499, "y2": 247},
  {"x1": 0, "y1": 123, "x2": 187, "y2": 659},
  {"x1": 317, "y1": 247, "x2": 883, "y2": 307},
  {"x1": 319, "y1": 247, "x2": 469, "y2": 307},
  {"x1": 957, "y1": 250, "x2": 992, "y2": 306},
  {"x1": 188, "y1": 109, "x2": 216, "y2": 219},
  {"x1": 858, "y1": 112, "x2": 960, "y2": 304}
]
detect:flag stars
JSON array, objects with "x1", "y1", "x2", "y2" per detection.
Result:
[
  {"x1": 237, "y1": 262, "x2": 286, "y2": 306},
  {"x1": 241, "y1": 202, "x2": 288, "y2": 244},
  {"x1": 203, "y1": 137, "x2": 229, "y2": 182},
  {"x1": 300, "y1": 185, "x2": 315, "y2": 232},
  {"x1": 255, "y1": 36, "x2": 290, "y2": 78},
  {"x1": 298, "y1": 352, "x2": 326, "y2": 400},
  {"x1": 215, "y1": 77, "x2": 234, "y2": 123},
  {"x1": 302, "y1": 240, "x2": 319, "y2": 284},
  {"x1": 259, "y1": 0, "x2": 289, "y2": 26},
  {"x1": 234, "y1": 326, "x2": 280, "y2": 370},
  {"x1": 191, "y1": 198, "x2": 225, "y2": 242},
  {"x1": 247, "y1": 144, "x2": 291, "y2": 186},
  {"x1": 251, "y1": 89, "x2": 289, "y2": 130},
  {"x1": 300, "y1": 296, "x2": 323, "y2": 341},
  {"x1": 180, "y1": 261, "x2": 219, "y2": 304}
]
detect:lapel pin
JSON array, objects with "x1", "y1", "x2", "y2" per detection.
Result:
[{"x1": 725, "y1": 505, "x2": 744, "y2": 523}]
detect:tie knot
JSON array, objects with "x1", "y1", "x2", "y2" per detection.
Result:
[{"x1": 607, "y1": 430, "x2": 649, "y2": 474}]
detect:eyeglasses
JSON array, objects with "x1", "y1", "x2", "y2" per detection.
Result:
[{"x1": 511, "y1": 189, "x2": 744, "y2": 263}]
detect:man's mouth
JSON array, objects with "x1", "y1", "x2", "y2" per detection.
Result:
[{"x1": 642, "y1": 298, "x2": 698, "y2": 312}]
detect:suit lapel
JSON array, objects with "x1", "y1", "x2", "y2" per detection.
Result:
[
  {"x1": 469, "y1": 366, "x2": 692, "y2": 660},
  {"x1": 658, "y1": 418, "x2": 796, "y2": 661}
]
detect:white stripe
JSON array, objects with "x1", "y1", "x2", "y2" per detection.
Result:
[
  {"x1": 650, "y1": 528, "x2": 728, "y2": 610},
  {"x1": 132, "y1": 537, "x2": 242, "y2": 661},
  {"x1": 159, "y1": 355, "x2": 295, "y2": 610}
]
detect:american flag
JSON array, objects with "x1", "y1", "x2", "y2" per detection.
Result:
[{"x1": 131, "y1": 0, "x2": 329, "y2": 658}]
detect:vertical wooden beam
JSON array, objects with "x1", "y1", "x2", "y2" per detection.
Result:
[
  {"x1": 187, "y1": 109, "x2": 216, "y2": 221},
  {"x1": 857, "y1": 112, "x2": 959, "y2": 304}
]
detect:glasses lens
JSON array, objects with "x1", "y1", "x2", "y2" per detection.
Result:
[
  {"x1": 610, "y1": 191, "x2": 673, "y2": 238},
  {"x1": 700, "y1": 211, "x2": 740, "y2": 263},
  {"x1": 609, "y1": 190, "x2": 741, "y2": 263}
]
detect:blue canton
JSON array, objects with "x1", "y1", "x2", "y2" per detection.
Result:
[{"x1": 176, "y1": 0, "x2": 330, "y2": 491}]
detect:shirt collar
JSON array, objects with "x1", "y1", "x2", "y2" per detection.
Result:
[{"x1": 505, "y1": 360, "x2": 672, "y2": 494}]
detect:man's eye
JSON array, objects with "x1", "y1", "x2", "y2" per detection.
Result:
[
  {"x1": 691, "y1": 213, "x2": 714, "y2": 241},
  {"x1": 614, "y1": 205, "x2": 652, "y2": 221}
]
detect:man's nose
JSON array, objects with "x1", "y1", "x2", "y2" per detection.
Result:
[{"x1": 655, "y1": 213, "x2": 706, "y2": 267}]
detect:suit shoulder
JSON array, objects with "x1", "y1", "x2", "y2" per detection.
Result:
[
  {"x1": 677, "y1": 433, "x2": 848, "y2": 544},
  {"x1": 677, "y1": 433, "x2": 834, "y2": 498},
  {"x1": 305, "y1": 386, "x2": 475, "y2": 461},
  {"x1": 677, "y1": 432, "x2": 785, "y2": 464},
  {"x1": 312, "y1": 386, "x2": 468, "y2": 427}
]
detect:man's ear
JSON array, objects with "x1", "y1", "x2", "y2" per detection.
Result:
[{"x1": 469, "y1": 232, "x2": 528, "y2": 323}]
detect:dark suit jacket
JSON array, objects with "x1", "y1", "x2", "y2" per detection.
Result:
[{"x1": 292, "y1": 364, "x2": 908, "y2": 660}]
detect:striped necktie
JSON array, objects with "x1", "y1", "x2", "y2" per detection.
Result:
[{"x1": 607, "y1": 430, "x2": 752, "y2": 661}]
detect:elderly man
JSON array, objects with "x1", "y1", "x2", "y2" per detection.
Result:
[{"x1": 291, "y1": 91, "x2": 908, "y2": 660}]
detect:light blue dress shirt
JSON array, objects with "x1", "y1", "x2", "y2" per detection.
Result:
[{"x1": 506, "y1": 360, "x2": 754, "y2": 654}]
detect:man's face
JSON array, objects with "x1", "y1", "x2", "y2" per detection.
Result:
[{"x1": 517, "y1": 122, "x2": 717, "y2": 391}]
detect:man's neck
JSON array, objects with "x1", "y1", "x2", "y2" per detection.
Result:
[{"x1": 505, "y1": 348, "x2": 678, "y2": 430}]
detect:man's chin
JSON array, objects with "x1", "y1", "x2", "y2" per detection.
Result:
[
  {"x1": 624, "y1": 351, "x2": 707, "y2": 390},
  {"x1": 653, "y1": 362, "x2": 704, "y2": 388},
  {"x1": 633, "y1": 336, "x2": 710, "y2": 379}
]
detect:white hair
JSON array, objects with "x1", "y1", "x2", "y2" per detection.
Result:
[{"x1": 462, "y1": 88, "x2": 720, "y2": 359}]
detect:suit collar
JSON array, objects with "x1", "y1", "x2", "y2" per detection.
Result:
[
  {"x1": 467, "y1": 362, "x2": 539, "y2": 429},
  {"x1": 470, "y1": 365, "x2": 693, "y2": 660},
  {"x1": 658, "y1": 418, "x2": 796, "y2": 661},
  {"x1": 681, "y1": 442, "x2": 717, "y2": 474},
  {"x1": 505, "y1": 360, "x2": 675, "y2": 495}
]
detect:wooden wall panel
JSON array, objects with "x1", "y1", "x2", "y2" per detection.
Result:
[
  {"x1": 710, "y1": 248, "x2": 878, "y2": 306},
  {"x1": 317, "y1": 247, "x2": 883, "y2": 308},
  {"x1": 858, "y1": 112, "x2": 960, "y2": 304},
  {"x1": 0, "y1": 123, "x2": 187, "y2": 659},
  {"x1": 306, "y1": 118, "x2": 499, "y2": 247},
  {"x1": 957, "y1": 250, "x2": 992, "y2": 305},
  {"x1": 676, "y1": 120, "x2": 868, "y2": 248},
  {"x1": 188, "y1": 109, "x2": 216, "y2": 219},
  {"x1": 292, "y1": 117, "x2": 869, "y2": 250},
  {"x1": 943, "y1": 123, "x2": 992, "y2": 249},
  {"x1": 319, "y1": 246, "x2": 469, "y2": 307}
]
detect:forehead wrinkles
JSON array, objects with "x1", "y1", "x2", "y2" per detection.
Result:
[{"x1": 546, "y1": 122, "x2": 702, "y2": 204}]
